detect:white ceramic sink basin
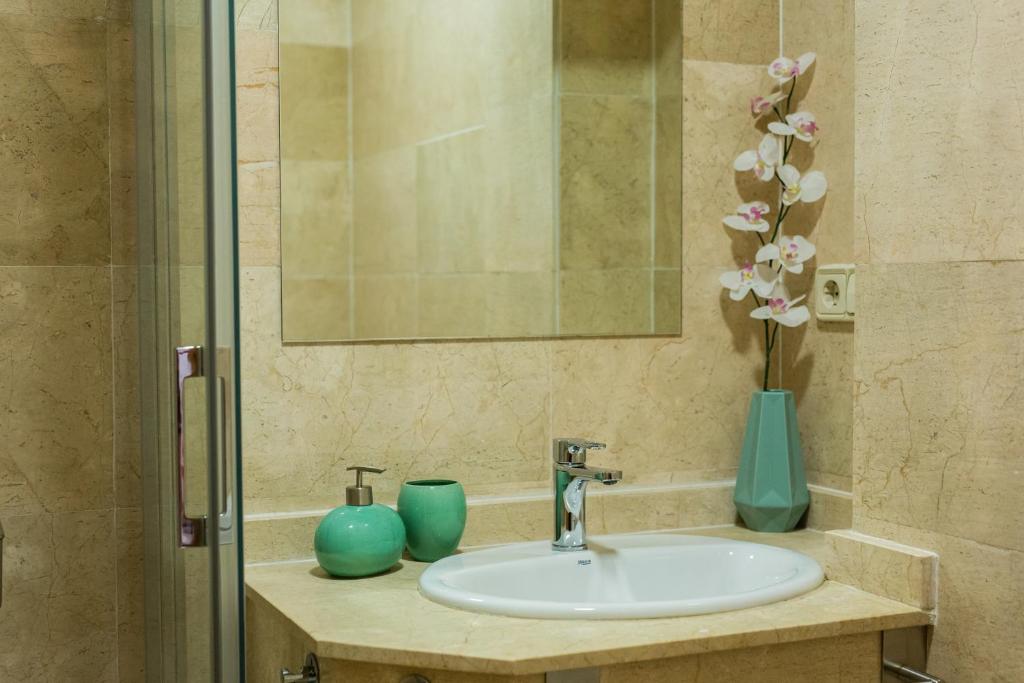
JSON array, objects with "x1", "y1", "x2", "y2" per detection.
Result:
[{"x1": 419, "y1": 533, "x2": 824, "y2": 619}]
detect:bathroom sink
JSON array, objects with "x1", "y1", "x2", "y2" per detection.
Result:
[{"x1": 418, "y1": 533, "x2": 824, "y2": 619}]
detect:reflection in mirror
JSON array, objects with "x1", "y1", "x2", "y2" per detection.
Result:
[{"x1": 280, "y1": 0, "x2": 681, "y2": 342}]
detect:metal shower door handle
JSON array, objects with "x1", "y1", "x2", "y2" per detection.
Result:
[{"x1": 176, "y1": 345, "x2": 207, "y2": 547}]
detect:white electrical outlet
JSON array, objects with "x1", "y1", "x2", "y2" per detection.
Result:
[{"x1": 814, "y1": 264, "x2": 855, "y2": 322}]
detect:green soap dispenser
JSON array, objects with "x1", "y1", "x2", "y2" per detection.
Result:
[{"x1": 314, "y1": 466, "x2": 406, "y2": 578}]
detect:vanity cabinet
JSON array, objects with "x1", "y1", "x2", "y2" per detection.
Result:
[{"x1": 248, "y1": 592, "x2": 886, "y2": 683}]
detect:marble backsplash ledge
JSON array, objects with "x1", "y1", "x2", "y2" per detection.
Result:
[{"x1": 243, "y1": 481, "x2": 853, "y2": 565}]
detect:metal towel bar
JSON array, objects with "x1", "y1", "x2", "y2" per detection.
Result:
[{"x1": 883, "y1": 658, "x2": 944, "y2": 683}]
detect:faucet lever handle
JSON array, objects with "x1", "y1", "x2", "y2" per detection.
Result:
[{"x1": 553, "y1": 438, "x2": 606, "y2": 464}]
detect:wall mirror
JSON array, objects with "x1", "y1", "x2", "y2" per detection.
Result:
[{"x1": 279, "y1": 0, "x2": 682, "y2": 342}]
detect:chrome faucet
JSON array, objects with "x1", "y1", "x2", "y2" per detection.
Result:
[{"x1": 552, "y1": 438, "x2": 622, "y2": 551}]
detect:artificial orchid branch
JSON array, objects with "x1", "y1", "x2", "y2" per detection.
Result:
[{"x1": 720, "y1": 51, "x2": 827, "y2": 391}]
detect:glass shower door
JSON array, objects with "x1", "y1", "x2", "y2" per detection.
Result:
[{"x1": 135, "y1": 0, "x2": 244, "y2": 680}]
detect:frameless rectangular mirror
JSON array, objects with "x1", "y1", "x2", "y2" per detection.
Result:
[{"x1": 279, "y1": 0, "x2": 681, "y2": 342}]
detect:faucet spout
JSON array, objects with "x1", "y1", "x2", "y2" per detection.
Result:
[
  {"x1": 555, "y1": 462, "x2": 622, "y2": 484},
  {"x1": 551, "y1": 438, "x2": 623, "y2": 551}
]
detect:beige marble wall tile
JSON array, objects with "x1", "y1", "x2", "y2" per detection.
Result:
[
  {"x1": 483, "y1": 272, "x2": 556, "y2": 338},
  {"x1": 416, "y1": 129, "x2": 486, "y2": 275},
  {"x1": 0, "y1": 0, "x2": 107, "y2": 19},
  {"x1": 0, "y1": 14, "x2": 110, "y2": 266},
  {"x1": 681, "y1": 0, "x2": 778, "y2": 65},
  {"x1": 559, "y1": 268, "x2": 652, "y2": 336},
  {"x1": 352, "y1": 147, "x2": 417, "y2": 275},
  {"x1": 245, "y1": 484, "x2": 740, "y2": 564},
  {"x1": 280, "y1": 159, "x2": 349, "y2": 276},
  {"x1": 824, "y1": 529, "x2": 936, "y2": 610},
  {"x1": 353, "y1": 274, "x2": 418, "y2": 339},
  {"x1": 112, "y1": 266, "x2": 141, "y2": 508},
  {"x1": 238, "y1": 160, "x2": 282, "y2": 267},
  {"x1": 478, "y1": 96, "x2": 555, "y2": 275},
  {"x1": 849, "y1": 518, "x2": 1024, "y2": 683},
  {"x1": 560, "y1": 0, "x2": 652, "y2": 96},
  {"x1": 279, "y1": 43, "x2": 347, "y2": 162},
  {"x1": 416, "y1": 272, "x2": 556, "y2": 340},
  {"x1": 805, "y1": 485, "x2": 853, "y2": 531},
  {"x1": 349, "y1": 0, "x2": 417, "y2": 160},
  {"x1": 782, "y1": 320, "x2": 854, "y2": 490},
  {"x1": 115, "y1": 507, "x2": 145, "y2": 681},
  {"x1": 235, "y1": 28, "x2": 279, "y2": 165},
  {"x1": 655, "y1": 94, "x2": 682, "y2": 270},
  {"x1": 282, "y1": 276, "x2": 351, "y2": 341},
  {"x1": 600, "y1": 632, "x2": 879, "y2": 683},
  {"x1": 279, "y1": 0, "x2": 349, "y2": 47},
  {"x1": 476, "y1": 0, "x2": 552, "y2": 109},
  {"x1": 855, "y1": 0, "x2": 1024, "y2": 263},
  {"x1": 242, "y1": 267, "x2": 551, "y2": 512},
  {"x1": 236, "y1": 0, "x2": 277, "y2": 32},
  {"x1": 853, "y1": 262, "x2": 1024, "y2": 552},
  {"x1": 105, "y1": 0, "x2": 131, "y2": 23},
  {"x1": 653, "y1": 269, "x2": 682, "y2": 335},
  {"x1": 681, "y1": 59, "x2": 771, "y2": 269},
  {"x1": 782, "y1": 0, "x2": 855, "y2": 268},
  {"x1": 588, "y1": 485, "x2": 735, "y2": 535},
  {"x1": 0, "y1": 267, "x2": 113, "y2": 516},
  {"x1": 167, "y1": 21, "x2": 206, "y2": 268},
  {"x1": 416, "y1": 274, "x2": 489, "y2": 339},
  {"x1": 107, "y1": 17, "x2": 136, "y2": 266},
  {"x1": 552, "y1": 266, "x2": 767, "y2": 485},
  {"x1": 0, "y1": 510, "x2": 117, "y2": 681},
  {"x1": 560, "y1": 94, "x2": 652, "y2": 270}
]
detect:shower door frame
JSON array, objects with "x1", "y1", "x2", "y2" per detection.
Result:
[{"x1": 135, "y1": 0, "x2": 245, "y2": 680}]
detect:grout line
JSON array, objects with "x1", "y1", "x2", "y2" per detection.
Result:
[
  {"x1": 806, "y1": 483, "x2": 853, "y2": 499},
  {"x1": 827, "y1": 529, "x2": 938, "y2": 557}
]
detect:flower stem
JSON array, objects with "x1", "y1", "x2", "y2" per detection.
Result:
[
  {"x1": 762, "y1": 320, "x2": 771, "y2": 390},
  {"x1": 762, "y1": 321, "x2": 781, "y2": 391}
]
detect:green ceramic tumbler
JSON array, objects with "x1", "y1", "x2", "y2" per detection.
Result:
[{"x1": 397, "y1": 479, "x2": 466, "y2": 562}]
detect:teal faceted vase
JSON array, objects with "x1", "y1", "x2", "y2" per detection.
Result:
[{"x1": 733, "y1": 390, "x2": 809, "y2": 532}]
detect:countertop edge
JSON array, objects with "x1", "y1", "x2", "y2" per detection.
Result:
[{"x1": 245, "y1": 579, "x2": 930, "y2": 676}]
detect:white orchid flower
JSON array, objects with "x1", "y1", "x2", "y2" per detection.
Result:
[
  {"x1": 768, "y1": 112, "x2": 819, "y2": 142},
  {"x1": 778, "y1": 164, "x2": 828, "y2": 205},
  {"x1": 719, "y1": 263, "x2": 777, "y2": 302},
  {"x1": 751, "y1": 293, "x2": 810, "y2": 327},
  {"x1": 750, "y1": 92, "x2": 785, "y2": 117},
  {"x1": 723, "y1": 201, "x2": 771, "y2": 233},
  {"x1": 734, "y1": 135, "x2": 780, "y2": 182},
  {"x1": 768, "y1": 52, "x2": 816, "y2": 83},
  {"x1": 755, "y1": 235, "x2": 816, "y2": 274}
]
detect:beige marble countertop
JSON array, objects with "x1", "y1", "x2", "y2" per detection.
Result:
[{"x1": 244, "y1": 527, "x2": 930, "y2": 675}]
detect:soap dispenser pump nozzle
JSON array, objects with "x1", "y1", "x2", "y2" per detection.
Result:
[{"x1": 346, "y1": 466, "x2": 384, "y2": 506}]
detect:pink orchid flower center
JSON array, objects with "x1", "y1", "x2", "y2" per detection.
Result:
[
  {"x1": 751, "y1": 97, "x2": 770, "y2": 115},
  {"x1": 770, "y1": 60, "x2": 788, "y2": 76},
  {"x1": 798, "y1": 119, "x2": 818, "y2": 135},
  {"x1": 781, "y1": 242, "x2": 800, "y2": 262},
  {"x1": 740, "y1": 264, "x2": 755, "y2": 281},
  {"x1": 743, "y1": 206, "x2": 766, "y2": 223},
  {"x1": 768, "y1": 298, "x2": 789, "y2": 314}
]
